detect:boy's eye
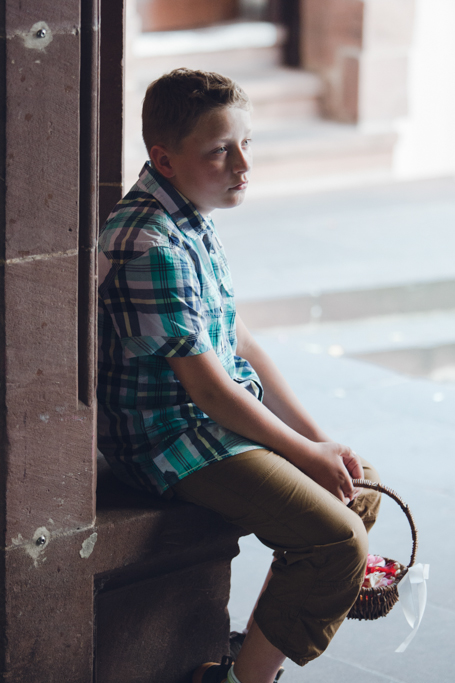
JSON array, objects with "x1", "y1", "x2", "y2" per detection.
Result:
[
  {"x1": 214, "y1": 146, "x2": 227, "y2": 154},
  {"x1": 243, "y1": 138, "x2": 252, "y2": 147}
]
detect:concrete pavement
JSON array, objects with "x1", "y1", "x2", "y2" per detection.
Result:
[
  {"x1": 228, "y1": 343, "x2": 454, "y2": 682},
  {"x1": 215, "y1": 176, "x2": 455, "y2": 302}
]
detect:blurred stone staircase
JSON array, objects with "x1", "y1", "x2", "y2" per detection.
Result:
[{"x1": 124, "y1": 21, "x2": 396, "y2": 192}]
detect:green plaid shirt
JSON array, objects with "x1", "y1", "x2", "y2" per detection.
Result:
[{"x1": 98, "y1": 162, "x2": 264, "y2": 495}]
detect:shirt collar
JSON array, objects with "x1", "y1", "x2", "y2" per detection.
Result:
[{"x1": 136, "y1": 161, "x2": 212, "y2": 237}]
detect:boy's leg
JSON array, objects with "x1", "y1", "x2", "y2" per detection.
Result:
[
  {"x1": 242, "y1": 455, "x2": 381, "y2": 632},
  {"x1": 172, "y1": 449, "x2": 377, "y2": 671}
]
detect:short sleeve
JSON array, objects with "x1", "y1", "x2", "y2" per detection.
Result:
[{"x1": 104, "y1": 245, "x2": 212, "y2": 359}]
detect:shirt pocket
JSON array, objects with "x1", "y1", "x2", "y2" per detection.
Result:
[
  {"x1": 201, "y1": 280, "x2": 223, "y2": 320},
  {"x1": 219, "y1": 269, "x2": 235, "y2": 332},
  {"x1": 220, "y1": 270, "x2": 234, "y2": 300}
]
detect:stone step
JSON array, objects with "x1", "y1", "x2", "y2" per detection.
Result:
[
  {"x1": 124, "y1": 21, "x2": 396, "y2": 193},
  {"x1": 353, "y1": 342, "x2": 455, "y2": 383},
  {"x1": 133, "y1": 60, "x2": 324, "y2": 124},
  {"x1": 236, "y1": 280, "x2": 455, "y2": 330},
  {"x1": 215, "y1": 176, "x2": 455, "y2": 304},
  {"x1": 236, "y1": 68, "x2": 323, "y2": 123},
  {"x1": 253, "y1": 309, "x2": 455, "y2": 384},
  {"x1": 130, "y1": 21, "x2": 324, "y2": 124},
  {"x1": 248, "y1": 120, "x2": 396, "y2": 187},
  {"x1": 132, "y1": 44, "x2": 286, "y2": 83},
  {"x1": 131, "y1": 21, "x2": 287, "y2": 80}
]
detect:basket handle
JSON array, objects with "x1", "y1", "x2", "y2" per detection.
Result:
[{"x1": 352, "y1": 479, "x2": 418, "y2": 568}]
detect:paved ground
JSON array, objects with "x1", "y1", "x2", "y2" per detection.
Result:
[
  {"x1": 215, "y1": 177, "x2": 455, "y2": 301},
  {"x1": 219, "y1": 177, "x2": 455, "y2": 682},
  {"x1": 228, "y1": 344, "x2": 455, "y2": 683}
]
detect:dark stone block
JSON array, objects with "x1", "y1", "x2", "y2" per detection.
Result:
[
  {"x1": 5, "y1": 256, "x2": 78, "y2": 386},
  {"x1": 3, "y1": 528, "x2": 95, "y2": 683},
  {"x1": 94, "y1": 455, "x2": 243, "y2": 683},
  {"x1": 95, "y1": 560, "x2": 232, "y2": 683},
  {"x1": 6, "y1": 0, "x2": 80, "y2": 33},
  {"x1": 4, "y1": 29, "x2": 79, "y2": 258},
  {"x1": 3, "y1": 255, "x2": 96, "y2": 540},
  {"x1": 94, "y1": 453, "x2": 242, "y2": 583},
  {"x1": 1, "y1": 455, "x2": 243, "y2": 683}
]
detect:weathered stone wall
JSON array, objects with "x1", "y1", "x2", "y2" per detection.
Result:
[
  {"x1": 0, "y1": 0, "x2": 97, "y2": 545},
  {"x1": 0, "y1": 1, "x2": 98, "y2": 679},
  {"x1": 1, "y1": 4, "x2": 241, "y2": 681}
]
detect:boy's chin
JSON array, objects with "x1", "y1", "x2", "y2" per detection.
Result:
[
  {"x1": 204, "y1": 190, "x2": 248, "y2": 214},
  {"x1": 224, "y1": 191, "x2": 247, "y2": 210}
]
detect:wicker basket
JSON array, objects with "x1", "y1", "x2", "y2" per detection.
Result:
[{"x1": 347, "y1": 479, "x2": 418, "y2": 621}]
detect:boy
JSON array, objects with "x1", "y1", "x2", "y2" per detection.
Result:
[{"x1": 98, "y1": 69, "x2": 381, "y2": 683}]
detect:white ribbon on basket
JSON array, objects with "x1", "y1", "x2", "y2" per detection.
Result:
[{"x1": 395, "y1": 563, "x2": 430, "y2": 653}]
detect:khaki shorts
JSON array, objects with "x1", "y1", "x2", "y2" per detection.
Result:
[{"x1": 173, "y1": 449, "x2": 381, "y2": 666}]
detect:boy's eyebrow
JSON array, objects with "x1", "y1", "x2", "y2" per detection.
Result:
[{"x1": 215, "y1": 130, "x2": 252, "y2": 142}]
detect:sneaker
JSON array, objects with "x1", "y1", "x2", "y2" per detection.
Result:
[
  {"x1": 229, "y1": 631, "x2": 246, "y2": 661},
  {"x1": 192, "y1": 655, "x2": 232, "y2": 683},
  {"x1": 195, "y1": 638, "x2": 285, "y2": 683}
]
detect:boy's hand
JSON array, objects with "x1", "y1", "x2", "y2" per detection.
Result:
[{"x1": 303, "y1": 442, "x2": 364, "y2": 504}]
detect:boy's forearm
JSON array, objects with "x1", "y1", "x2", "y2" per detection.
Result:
[
  {"x1": 201, "y1": 382, "x2": 316, "y2": 466},
  {"x1": 167, "y1": 349, "x2": 363, "y2": 502},
  {"x1": 167, "y1": 350, "x2": 319, "y2": 469},
  {"x1": 235, "y1": 316, "x2": 331, "y2": 443}
]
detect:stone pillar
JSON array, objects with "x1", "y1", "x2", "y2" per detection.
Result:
[
  {"x1": 1, "y1": 5, "x2": 242, "y2": 683},
  {"x1": 301, "y1": 0, "x2": 416, "y2": 125},
  {"x1": 99, "y1": 0, "x2": 125, "y2": 226},
  {"x1": 0, "y1": 1, "x2": 98, "y2": 680}
]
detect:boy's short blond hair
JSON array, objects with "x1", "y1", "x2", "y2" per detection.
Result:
[{"x1": 142, "y1": 68, "x2": 250, "y2": 153}]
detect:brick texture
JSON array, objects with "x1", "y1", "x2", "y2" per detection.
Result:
[
  {"x1": 137, "y1": 0, "x2": 239, "y2": 32},
  {"x1": 303, "y1": 0, "x2": 364, "y2": 69},
  {"x1": 301, "y1": 0, "x2": 415, "y2": 123}
]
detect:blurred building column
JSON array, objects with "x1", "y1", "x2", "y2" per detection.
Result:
[
  {"x1": 301, "y1": 0, "x2": 416, "y2": 126},
  {"x1": 393, "y1": 0, "x2": 455, "y2": 179},
  {"x1": 137, "y1": 0, "x2": 240, "y2": 32}
]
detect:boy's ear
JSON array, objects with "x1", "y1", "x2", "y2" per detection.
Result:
[{"x1": 149, "y1": 145, "x2": 176, "y2": 178}]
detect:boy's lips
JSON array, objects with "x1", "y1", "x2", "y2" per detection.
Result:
[{"x1": 230, "y1": 180, "x2": 248, "y2": 191}]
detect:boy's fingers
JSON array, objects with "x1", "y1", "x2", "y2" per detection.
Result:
[
  {"x1": 352, "y1": 451, "x2": 365, "y2": 480},
  {"x1": 342, "y1": 449, "x2": 364, "y2": 480},
  {"x1": 340, "y1": 487, "x2": 353, "y2": 506},
  {"x1": 342, "y1": 470, "x2": 354, "y2": 500}
]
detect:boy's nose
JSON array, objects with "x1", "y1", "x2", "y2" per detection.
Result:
[{"x1": 233, "y1": 146, "x2": 251, "y2": 173}]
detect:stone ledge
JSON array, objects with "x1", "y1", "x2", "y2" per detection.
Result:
[
  {"x1": 236, "y1": 279, "x2": 455, "y2": 330},
  {"x1": 94, "y1": 453, "x2": 244, "y2": 683},
  {"x1": 95, "y1": 452, "x2": 243, "y2": 582}
]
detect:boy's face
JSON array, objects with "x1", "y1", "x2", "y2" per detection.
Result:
[{"x1": 154, "y1": 106, "x2": 252, "y2": 217}]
